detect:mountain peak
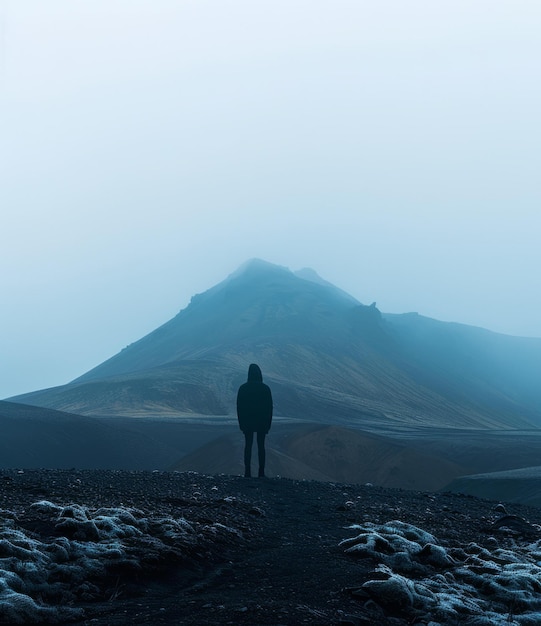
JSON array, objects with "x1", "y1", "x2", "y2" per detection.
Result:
[
  {"x1": 222, "y1": 259, "x2": 361, "y2": 309},
  {"x1": 227, "y1": 258, "x2": 290, "y2": 281}
]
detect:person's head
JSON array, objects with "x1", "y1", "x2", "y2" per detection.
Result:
[{"x1": 247, "y1": 363, "x2": 263, "y2": 382}]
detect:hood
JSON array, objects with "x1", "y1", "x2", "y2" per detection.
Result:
[{"x1": 247, "y1": 363, "x2": 263, "y2": 383}]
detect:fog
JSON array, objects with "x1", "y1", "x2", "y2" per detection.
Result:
[{"x1": 1, "y1": 0, "x2": 540, "y2": 398}]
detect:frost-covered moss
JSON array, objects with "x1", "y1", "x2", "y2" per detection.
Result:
[
  {"x1": 0, "y1": 500, "x2": 237, "y2": 623},
  {"x1": 342, "y1": 519, "x2": 541, "y2": 625}
]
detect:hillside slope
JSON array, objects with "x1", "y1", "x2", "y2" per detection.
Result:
[
  {"x1": 169, "y1": 423, "x2": 466, "y2": 491},
  {"x1": 0, "y1": 401, "x2": 173, "y2": 469},
  {"x1": 445, "y1": 465, "x2": 541, "y2": 508}
]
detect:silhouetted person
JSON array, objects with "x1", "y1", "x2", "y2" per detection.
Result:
[{"x1": 236, "y1": 363, "x2": 273, "y2": 478}]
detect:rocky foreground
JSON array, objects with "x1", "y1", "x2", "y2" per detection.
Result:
[{"x1": 1, "y1": 469, "x2": 541, "y2": 625}]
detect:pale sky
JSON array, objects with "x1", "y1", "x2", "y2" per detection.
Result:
[{"x1": 1, "y1": 0, "x2": 540, "y2": 399}]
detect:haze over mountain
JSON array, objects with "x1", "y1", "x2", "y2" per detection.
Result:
[{"x1": 11, "y1": 259, "x2": 541, "y2": 431}]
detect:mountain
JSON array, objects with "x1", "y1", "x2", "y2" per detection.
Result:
[{"x1": 10, "y1": 259, "x2": 541, "y2": 430}]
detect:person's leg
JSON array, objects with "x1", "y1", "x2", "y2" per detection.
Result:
[
  {"x1": 244, "y1": 431, "x2": 254, "y2": 477},
  {"x1": 256, "y1": 431, "x2": 266, "y2": 477}
]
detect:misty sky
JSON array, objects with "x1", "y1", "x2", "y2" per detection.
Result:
[{"x1": 1, "y1": 0, "x2": 540, "y2": 398}]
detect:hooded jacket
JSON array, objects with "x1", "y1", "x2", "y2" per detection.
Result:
[{"x1": 236, "y1": 364, "x2": 273, "y2": 433}]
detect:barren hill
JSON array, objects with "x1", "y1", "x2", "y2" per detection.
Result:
[
  {"x1": 169, "y1": 423, "x2": 465, "y2": 491},
  {"x1": 0, "y1": 400, "x2": 173, "y2": 469}
]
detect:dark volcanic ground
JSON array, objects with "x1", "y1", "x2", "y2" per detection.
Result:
[{"x1": 1, "y1": 470, "x2": 541, "y2": 625}]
